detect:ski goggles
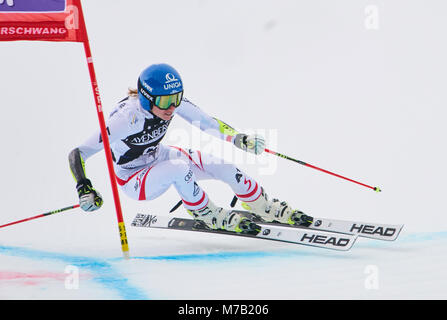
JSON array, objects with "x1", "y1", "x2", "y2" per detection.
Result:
[{"x1": 153, "y1": 91, "x2": 184, "y2": 110}]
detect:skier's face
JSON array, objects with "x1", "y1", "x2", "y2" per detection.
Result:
[{"x1": 152, "y1": 104, "x2": 176, "y2": 120}]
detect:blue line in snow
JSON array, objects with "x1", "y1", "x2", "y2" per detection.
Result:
[
  {"x1": 131, "y1": 250, "x2": 285, "y2": 262},
  {"x1": 128, "y1": 248, "x2": 354, "y2": 262},
  {"x1": 0, "y1": 245, "x2": 148, "y2": 300}
]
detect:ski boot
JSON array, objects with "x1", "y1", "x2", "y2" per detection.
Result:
[
  {"x1": 241, "y1": 187, "x2": 313, "y2": 227},
  {"x1": 187, "y1": 200, "x2": 261, "y2": 234}
]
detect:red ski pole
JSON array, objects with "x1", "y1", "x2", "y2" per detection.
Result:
[
  {"x1": 0, "y1": 204, "x2": 80, "y2": 229},
  {"x1": 264, "y1": 148, "x2": 381, "y2": 192}
]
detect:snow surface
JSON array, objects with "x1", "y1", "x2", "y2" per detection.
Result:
[{"x1": 1, "y1": 0, "x2": 447, "y2": 300}]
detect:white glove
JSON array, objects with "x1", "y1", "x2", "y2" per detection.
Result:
[
  {"x1": 234, "y1": 133, "x2": 265, "y2": 155},
  {"x1": 79, "y1": 191, "x2": 103, "y2": 212},
  {"x1": 76, "y1": 179, "x2": 103, "y2": 212}
]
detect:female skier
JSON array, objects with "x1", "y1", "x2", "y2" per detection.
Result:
[{"x1": 68, "y1": 63, "x2": 313, "y2": 233}]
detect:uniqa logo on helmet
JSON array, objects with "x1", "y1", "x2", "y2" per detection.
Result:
[
  {"x1": 164, "y1": 81, "x2": 182, "y2": 91},
  {"x1": 164, "y1": 73, "x2": 182, "y2": 91}
]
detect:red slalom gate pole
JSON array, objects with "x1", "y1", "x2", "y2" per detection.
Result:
[
  {"x1": 0, "y1": 204, "x2": 80, "y2": 230},
  {"x1": 264, "y1": 148, "x2": 381, "y2": 192},
  {"x1": 78, "y1": 4, "x2": 129, "y2": 259},
  {"x1": 82, "y1": 40, "x2": 130, "y2": 259}
]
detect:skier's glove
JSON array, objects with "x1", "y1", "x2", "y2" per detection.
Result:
[
  {"x1": 233, "y1": 133, "x2": 265, "y2": 155},
  {"x1": 76, "y1": 179, "x2": 103, "y2": 212}
]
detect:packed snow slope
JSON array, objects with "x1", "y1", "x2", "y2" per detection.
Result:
[{"x1": 1, "y1": 0, "x2": 446, "y2": 299}]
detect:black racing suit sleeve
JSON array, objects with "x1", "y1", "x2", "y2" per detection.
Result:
[{"x1": 68, "y1": 148, "x2": 88, "y2": 184}]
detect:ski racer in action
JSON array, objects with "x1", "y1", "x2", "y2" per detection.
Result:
[{"x1": 68, "y1": 63, "x2": 313, "y2": 234}]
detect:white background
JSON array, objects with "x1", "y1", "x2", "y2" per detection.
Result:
[{"x1": 0, "y1": 0, "x2": 446, "y2": 299}]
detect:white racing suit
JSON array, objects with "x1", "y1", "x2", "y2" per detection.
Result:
[{"x1": 72, "y1": 96, "x2": 262, "y2": 211}]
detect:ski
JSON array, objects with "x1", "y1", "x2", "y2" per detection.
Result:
[
  {"x1": 248, "y1": 213, "x2": 404, "y2": 241},
  {"x1": 131, "y1": 213, "x2": 357, "y2": 251}
]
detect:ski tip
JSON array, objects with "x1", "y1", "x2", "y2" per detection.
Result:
[
  {"x1": 374, "y1": 187, "x2": 382, "y2": 193},
  {"x1": 387, "y1": 224, "x2": 405, "y2": 241}
]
